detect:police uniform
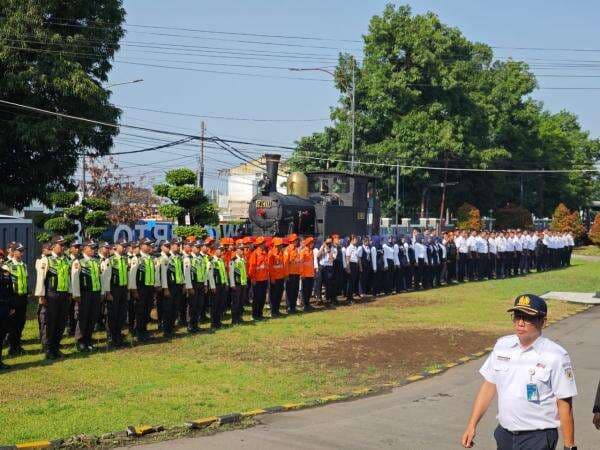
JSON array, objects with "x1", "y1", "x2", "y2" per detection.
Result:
[
  {"x1": 159, "y1": 239, "x2": 185, "y2": 336},
  {"x1": 3, "y1": 242, "x2": 28, "y2": 355},
  {"x1": 0, "y1": 264, "x2": 16, "y2": 369},
  {"x1": 36, "y1": 236, "x2": 73, "y2": 359},
  {"x1": 129, "y1": 238, "x2": 159, "y2": 341},
  {"x1": 479, "y1": 295, "x2": 578, "y2": 449},
  {"x1": 208, "y1": 247, "x2": 228, "y2": 329},
  {"x1": 101, "y1": 239, "x2": 130, "y2": 347},
  {"x1": 71, "y1": 240, "x2": 103, "y2": 352},
  {"x1": 228, "y1": 246, "x2": 248, "y2": 324}
]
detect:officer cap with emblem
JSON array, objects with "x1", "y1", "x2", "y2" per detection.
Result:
[
  {"x1": 115, "y1": 238, "x2": 129, "y2": 246},
  {"x1": 69, "y1": 240, "x2": 81, "y2": 248},
  {"x1": 139, "y1": 237, "x2": 155, "y2": 246},
  {"x1": 100, "y1": 241, "x2": 111, "y2": 249},
  {"x1": 83, "y1": 240, "x2": 98, "y2": 249},
  {"x1": 169, "y1": 237, "x2": 182, "y2": 245},
  {"x1": 8, "y1": 242, "x2": 25, "y2": 252},
  {"x1": 51, "y1": 235, "x2": 67, "y2": 245},
  {"x1": 507, "y1": 294, "x2": 547, "y2": 317}
]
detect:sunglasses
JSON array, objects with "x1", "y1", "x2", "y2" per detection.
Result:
[{"x1": 512, "y1": 313, "x2": 542, "y2": 325}]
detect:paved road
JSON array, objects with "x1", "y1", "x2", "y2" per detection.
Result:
[{"x1": 126, "y1": 307, "x2": 600, "y2": 450}]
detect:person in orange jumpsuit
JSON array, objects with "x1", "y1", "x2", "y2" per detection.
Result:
[
  {"x1": 242, "y1": 237, "x2": 254, "y2": 306},
  {"x1": 283, "y1": 234, "x2": 302, "y2": 314},
  {"x1": 267, "y1": 237, "x2": 286, "y2": 317},
  {"x1": 299, "y1": 237, "x2": 316, "y2": 311},
  {"x1": 248, "y1": 236, "x2": 268, "y2": 320}
]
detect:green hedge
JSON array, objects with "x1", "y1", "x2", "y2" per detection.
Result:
[{"x1": 165, "y1": 168, "x2": 196, "y2": 186}]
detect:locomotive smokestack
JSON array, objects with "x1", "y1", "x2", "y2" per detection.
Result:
[{"x1": 264, "y1": 153, "x2": 281, "y2": 193}]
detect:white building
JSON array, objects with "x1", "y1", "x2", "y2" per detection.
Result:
[{"x1": 221, "y1": 156, "x2": 288, "y2": 221}]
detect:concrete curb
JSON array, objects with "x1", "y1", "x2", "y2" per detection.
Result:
[{"x1": 6, "y1": 304, "x2": 595, "y2": 449}]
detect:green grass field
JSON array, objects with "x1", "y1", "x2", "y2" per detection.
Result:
[
  {"x1": 1, "y1": 259, "x2": 598, "y2": 444},
  {"x1": 573, "y1": 245, "x2": 600, "y2": 257}
]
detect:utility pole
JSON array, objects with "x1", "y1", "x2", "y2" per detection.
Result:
[
  {"x1": 350, "y1": 57, "x2": 356, "y2": 174},
  {"x1": 198, "y1": 121, "x2": 205, "y2": 189},
  {"x1": 438, "y1": 157, "x2": 449, "y2": 233},
  {"x1": 395, "y1": 160, "x2": 400, "y2": 226},
  {"x1": 81, "y1": 154, "x2": 86, "y2": 199}
]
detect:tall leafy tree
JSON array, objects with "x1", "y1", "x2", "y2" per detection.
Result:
[
  {"x1": 0, "y1": 0, "x2": 125, "y2": 209},
  {"x1": 289, "y1": 4, "x2": 599, "y2": 218}
]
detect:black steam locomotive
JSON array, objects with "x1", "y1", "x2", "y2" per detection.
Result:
[{"x1": 248, "y1": 154, "x2": 380, "y2": 237}]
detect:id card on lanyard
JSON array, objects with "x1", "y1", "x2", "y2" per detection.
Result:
[{"x1": 526, "y1": 368, "x2": 540, "y2": 402}]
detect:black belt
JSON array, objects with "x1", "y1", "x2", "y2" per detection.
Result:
[{"x1": 500, "y1": 426, "x2": 556, "y2": 436}]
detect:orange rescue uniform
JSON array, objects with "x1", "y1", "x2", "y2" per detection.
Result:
[
  {"x1": 283, "y1": 244, "x2": 302, "y2": 276},
  {"x1": 267, "y1": 247, "x2": 286, "y2": 282},
  {"x1": 248, "y1": 247, "x2": 269, "y2": 282},
  {"x1": 299, "y1": 246, "x2": 315, "y2": 278}
]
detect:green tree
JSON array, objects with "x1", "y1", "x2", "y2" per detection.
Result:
[
  {"x1": 153, "y1": 168, "x2": 219, "y2": 238},
  {"x1": 494, "y1": 204, "x2": 533, "y2": 230},
  {"x1": 0, "y1": 1, "x2": 125, "y2": 209},
  {"x1": 288, "y1": 4, "x2": 599, "y2": 219}
]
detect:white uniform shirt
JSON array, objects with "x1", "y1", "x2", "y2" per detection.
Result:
[
  {"x1": 382, "y1": 243, "x2": 395, "y2": 261},
  {"x1": 495, "y1": 237, "x2": 506, "y2": 253},
  {"x1": 488, "y1": 238, "x2": 497, "y2": 254},
  {"x1": 414, "y1": 242, "x2": 428, "y2": 263},
  {"x1": 513, "y1": 236, "x2": 523, "y2": 252},
  {"x1": 345, "y1": 244, "x2": 359, "y2": 264},
  {"x1": 455, "y1": 236, "x2": 469, "y2": 254},
  {"x1": 480, "y1": 335, "x2": 577, "y2": 432},
  {"x1": 475, "y1": 236, "x2": 488, "y2": 254},
  {"x1": 505, "y1": 238, "x2": 515, "y2": 252},
  {"x1": 566, "y1": 234, "x2": 574, "y2": 247},
  {"x1": 466, "y1": 236, "x2": 477, "y2": 252},
  {"x1": 319, "y1": 246, "x2": 338, "y2": 267}
]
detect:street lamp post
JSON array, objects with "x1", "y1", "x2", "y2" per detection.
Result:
[{"x1": 289, "y1": 59, "x2": 356, "y2": 172}]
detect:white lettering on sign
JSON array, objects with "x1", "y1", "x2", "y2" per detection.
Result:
[{"x1": 112, "y1": 223, "x2": 243, "y2": 243}]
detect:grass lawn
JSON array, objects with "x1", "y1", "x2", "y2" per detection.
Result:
[
  {"x1": 573, "y1": 245, "x2": 600, "y2": 257},
  {"x1": 0, "y1": 259, "x2": 598, "y2": 444}
]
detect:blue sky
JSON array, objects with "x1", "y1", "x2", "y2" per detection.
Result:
[{"x1": 107, "y1": 1, "x2": 600, "y2": 193}]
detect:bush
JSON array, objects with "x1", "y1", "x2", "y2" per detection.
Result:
[
  {"x1": 50, "y1": 191, "x2": 79, "y2": 208},
  {"x1": 173, "y1": 225, "x2": 207, "y2": 239},
  {"x1": 84, "y1": 211, "x2": 109, "y2": 227},
  {"x1": 457, "y1": 203, "x2": 482, "y2": 230},
  {"x1": 190, "y1": 203, "x2": 220, "y2": 226},
  {"x1": 86, "y1": 226, "x2": 108, "y2": 239},
  {"x1": 153, "y1": 183, "x2": 170, "y2": 198},
  {"x1": 64, "y1": 205, "x2": 86, "y2": 220},
  {"x1": 495, "y1": 204, "x2": 533, "y2": 230},
  {"x1": 82, "y1": 197, "x2": 111, "y2": 212},
  {"x1": 588, "y1": 213, "x2": 600, "y2": 245},
  {"x1": 32, "y1": 213, "x2": 52, "y2": 228},
  {"x1": 168, "y1": 185, "x2": 203, "y2": 205},
  {"x1": 165, "y1": 168, "x2": 196, "y2": 187},
  {"x1": 550, "y1": 203, "x2": 585, "y2": 238},
  {"x1": 35, "y1": 231, "x2": 52, "y2": 244},
  {"x1": 158, "y1": 204, "x2": 185, "y2": 220},
  {"x1": 44, "y1": 216, "x2": 78, "y2": 234}
]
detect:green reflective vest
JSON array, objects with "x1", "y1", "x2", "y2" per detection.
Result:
[
  {"x1": 141, "y1": 256, "x2": 155, "y2": 287},
  {"x1": 47, "y1": 256, "x2": 71, "y2": 293},
  {"x1": 110, "y1": 255, "x2": 128, "y2": 287},
  {"x1": 8, "y1": 261, "x2": 27, "y2": 295},
  {"x1": 168, "y1": 255, "x2": 184, "y2": 285},
  {"x1": 233, "y1": 257, "x2": 247, "y2": 286},
  {"x1": 191, "y1": 254, "x2": 208, "y2": 283},
  {"x1": 80, "y1": 257, "x2": 101, "y2": 292},
  {"x1": 213, "y1": 258, "x2": 228, "y2": 286}
]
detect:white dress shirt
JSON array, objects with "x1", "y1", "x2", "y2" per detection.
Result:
[{"x1": 480, "y1": 335, "x2": 577, "y2": 432}]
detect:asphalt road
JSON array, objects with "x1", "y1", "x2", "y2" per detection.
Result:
[{"x1": 125, "y1": 306, "x2": 600, "y2": 450}]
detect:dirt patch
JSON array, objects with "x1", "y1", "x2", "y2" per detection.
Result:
[{"x1": 305, "y1": 328, "x2": 498, "y2": 385}]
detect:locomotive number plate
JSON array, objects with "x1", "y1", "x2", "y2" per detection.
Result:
[
  {"x1": 357, "y1": 212, "x2": 366, "y2": 220},
  {"x1": 255, "y1": 199, "x2": 273, "y2": 208}
]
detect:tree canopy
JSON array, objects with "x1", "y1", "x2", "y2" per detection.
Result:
[
  {"x1": 0, "y1": 0, "x2": 125, "y2": 209},
  {"x1": 288, "y1": 4, "x2": 600, "y2": 219}
]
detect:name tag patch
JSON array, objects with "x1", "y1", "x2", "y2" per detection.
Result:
[{"x1": 496, "y1": 355, "x2": 511, "y2": 361}]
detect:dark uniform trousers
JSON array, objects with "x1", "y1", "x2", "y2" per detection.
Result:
[
  {"x1": 75, "y1": 290, "x2": 101, "y2": 347},
  {"x1": 385, "y1": 259, "x2": 395, "y2": 293},
  {"x1": 67, "y1": 296, "x2": 77, "y2": 336},
  {"x1": 40, "y1": 291, "x2": 70, "y2": 354},
  {"x1": 107, "y1": 286, "x2": 128, "y2": 345},
  {"x1": 188, "y1": 282, "x2": 204, "y2": 330},
  {"x1": 8, "y1": 293, "x2": 27, "y2": 350},
  {"x1": 322, "y1": 265, "x2": 336, "y2": 302},
  {"x1": 135, "y1": 286, "x2": 154, "y2": 339},
  {"x1": 285, "y1": 274, "x2": 300, "y2": 312},
  {"x1": 210, "y1": 283, "x2": 227, "y2": 328},
  {"x1": 269, "y1": 278, "x2": 284, "y2": 315},
  {"x1": 468, "y1": 252, "x2": 477, "y2": 280},
  {"x1": 515, "y1": 251, "x2": 523, "y2": 275},
  {"x1": 493, "y1": 426, "x2": 558, "y2": 450},
  {"x1": 333, "y1": 259, "x2": 344, "y2": 297},
  {"x1": 155, "y1": 288, "x2": 164, "y2": 326},
  {"x1": 127, "y1": 293, "x2": 136, "y2": 333},
  {"x1": 458, "y1": 253, "x2": 469, "y2": 282},
  {"x1": 231, "y1": 285, "x2": 246, "y2": 324},
  {"x1": 447, "y1": 257, "x2": 457, "y2": 282},
  {"x1": 178, "y1": 291, "x2": 188, "y2": 327},
  {"x1": 164, "y1": 283, "x2": 183, "y2": 334},
  {"x1": 313, "y1": 265, "x2": 323, "y2": 300},
  {"x1": 415, "y1": 258, "x2": 427, "y2": 288},
  {"x1": 300, "y1": 277, "x2": 314, "y2": 307},
  {"x1": 252, "y1": 280, "x2": 268, "y2": 319},
  {"x1": 477, "y1": 253, "x2": 488, "y2": 280},
  {"x1": 0, "y1": 304, "x2": 10, "y2": 362},
  {"x1": 347, "y1": 262, "x2": 360, "y2": 299}
]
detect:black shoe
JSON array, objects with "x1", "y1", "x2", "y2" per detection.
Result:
[
  {"x1": 0, "y1": 361, "x2": 9, "y2": 370},
  {"x1": 45, "y1": 352, "x2": 56, "y2": 360},
  {"x1": 8, "y1": 346, "x2": 25, "y2": 356},
  {"x1": 77, "y1": 343, "x2": 89, "y2": 353},
  {"x1": 54, "y1": 350, "x2": 67, "y2": 359},
  {"x1": 187, "y1": 326, "x2": 200, "y2": 333},
  {"x1": 304, "y1": 305, "x2": 314, "y2": 312},
  {"x1": 87, "y1": 345, "x2": 96, "y2": 352}
]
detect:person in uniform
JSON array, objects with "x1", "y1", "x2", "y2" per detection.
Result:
[
  {"x1": 128, "y1": 238, "x2": 157, "y2": 342},
  {"x1": 267, "y1": 237, "x2": 286, "y2": 317},
  {"x1": 3, "y1": 242, "x2": 28, "y2": 355},
  {"x1": 299, "y1": 237, "x2": 316, "y2": 311},
  {"x1": 462, "y1": 294, "x2": 578, "y2": 450},
  {"x1": 414, "y1": 235, "x2": 428, "y2": 289},
  {"x1": 344, "y1": 236, "x2": 360, "y2": 303},
  {"x1": 248, "y1": 237, "x2": 269, "y2": 320},
  {"x1": 382, "y1": 236, "x2": 396, "y2": 294},
  {"x1": 36, "y1": 236, "x2": 73, "y2": 359},
  {"x1": 318, "y1": 236, "x2": 339, "y2": 306},
  {"x1": 0, "y1": 262, "x2": 16, "y2": 370},
  {"x1": 158, "y1": 239, "x2": 184, "y2": 337},
  {"x1": 126, "y1": 241, "x2": 139, "y2": 334},
  {"x1": 208, "y1": 242, "x2": 227, "y2": 329},
  {"x1": 35, "y1": 242, "x2": 51, "y2": 334},
  {"x1": 181, "y1": 239, "x2": 198, "y2": 333},
  {"x1": 71, "y1": 240, "x2": 103, "y2": 352},
  {"x1": 283, "y1": 234, "x2": 302, "y2": 314},
  {"x1": 466, "y1": 230, "x2": 478, "y2": 281},
  {"x1": 66, "y1": 241, "x2": 81, "y2": 336},
  {"x1": 358, "y1": 236, "x2": 374, "y2": 297},
  {"x1": 228, "y1": 241, "x2": 248, "y2": 325},
  {"x1": 455, "y1": 230, "x2": 469, "y2": 283},
  {"x1": 101, "y1": 238, "x2": 130, "y2": 347},
  {"x1": 332, "y1": 234, "x2": 345, "y2": 299}
]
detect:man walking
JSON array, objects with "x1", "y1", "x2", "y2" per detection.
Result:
[{"x1": 462, "y1": 294, "x2": 577, "y2": 450}]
